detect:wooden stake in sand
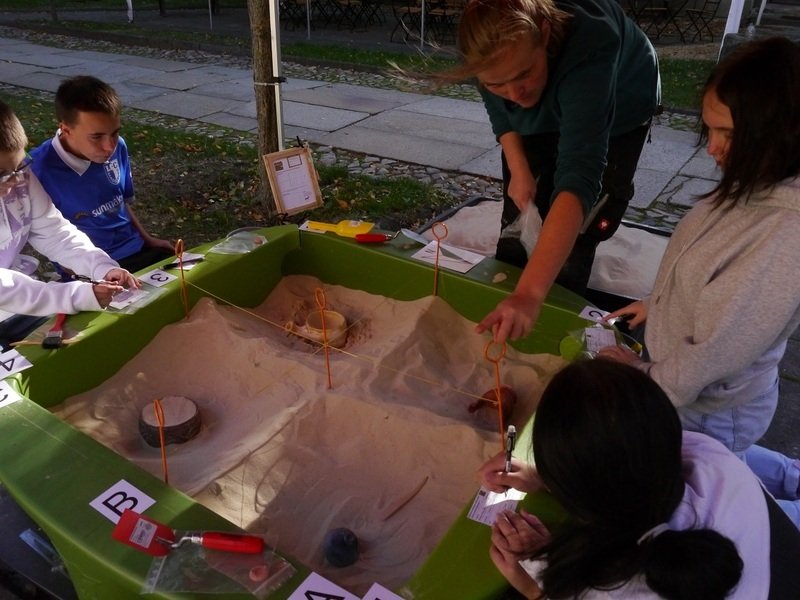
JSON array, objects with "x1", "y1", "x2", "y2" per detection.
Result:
[
  {"x1": 174, "y1": 239, "x2": 190, "y2": 318},
  {"x1": 431, "y1": 222, "x2": 448, "y2": 297},
  {"x1": 484, "y1": 340, "x2": 508, "y2": 451},
  {"x1": 315, "y1": 288, "x2": 334, "y2": 389},
  {"x1": 380, "y1": 476, "x2": 430, "y2": 521}
]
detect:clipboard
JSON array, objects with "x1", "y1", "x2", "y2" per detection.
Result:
[{"x1": 263, "y1": 146, "x2": 323, "y2": 216}]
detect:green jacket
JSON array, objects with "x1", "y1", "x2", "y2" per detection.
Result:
[{"x1": 479, "y1": 0, "x2": 660, "y2": 214}]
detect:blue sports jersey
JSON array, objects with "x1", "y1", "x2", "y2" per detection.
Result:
[{"x1": 30, "y1": 135, "x2": 144, "y2": 261}]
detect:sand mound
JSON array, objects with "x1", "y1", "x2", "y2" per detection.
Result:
[{"x1": 54, "y1": 275, "x2": 565, "y2": 593}]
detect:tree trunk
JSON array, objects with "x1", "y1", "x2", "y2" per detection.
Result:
[
  {"x1": 159, "y1": 0, "x2": 167, "y2": 17},
  {"x1": 247, "y1": 0, "x2": 282, "y2": 214},
  {"x1": 49, "y1": 0, "x2": 58, "y2": 22}
]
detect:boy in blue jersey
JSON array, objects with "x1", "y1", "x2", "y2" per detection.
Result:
[
  {"x1": 0, "y1": 100, "x2": 139, "y2": 348},
  {"x1": 30, "y1": 76, "x2": 174, "y2": 275}
]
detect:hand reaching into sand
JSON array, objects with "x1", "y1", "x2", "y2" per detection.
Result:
[{"x1": 475, "y1": 292, "x2": 541, "y2": 343}]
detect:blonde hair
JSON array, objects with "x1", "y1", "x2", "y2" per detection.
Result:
[
  {"x1": 462, "y1": 0, "x2": 568, "y2": 64},
  {"x1": 0, "y1": 100, "x2": 27, "y2": 153},
  {"x1": 427, "y1": 0, "x2": 571, "y2": 84}
]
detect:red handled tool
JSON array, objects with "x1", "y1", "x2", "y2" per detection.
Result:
[
  {"x1": 112, "y1": 509, "x2": 264, "y2": 556},
  {"x1": 162, "y1": 532, "x2": 264, "y2": 554},
  {"x1": 355, "y1": 231, "x2": 399, "y2": 244}
]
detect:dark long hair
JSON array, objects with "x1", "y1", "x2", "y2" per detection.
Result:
[
  {"x1": 531, "y1": 360, "x2": 742, "y2": 599},
  {"x1": 699, "y1": 36, "x2": 800, "y2": 206}
]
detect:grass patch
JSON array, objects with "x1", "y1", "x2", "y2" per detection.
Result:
[
  {"x1": 283, "y1": 42, "x2": 458, "y2": 70},
  {"x1": 659, "y1": 57, "x2": 714, "y2": 111}
]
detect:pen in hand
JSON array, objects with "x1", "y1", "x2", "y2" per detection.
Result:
[
  {"x1": 163, "y1": 257, "x2": 204, "y2": 269},
  {"x1": 504, "y1": 425, "x2": 516, "y2": 473},
  {"x1": 71, "y1": 274, "x2": 114, "y2": 286}
]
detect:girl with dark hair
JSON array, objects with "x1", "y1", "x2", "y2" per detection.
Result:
[
  {"x1": 600, "y1": 37, "x2": 800, "y2": 526},
  {"x1": 478, "y1": 359, "x2": 800, "y2": 599}
]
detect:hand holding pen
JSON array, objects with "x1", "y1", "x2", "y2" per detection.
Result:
[
  {"x1": 504, "y1": 425, "x2": 517, "y2": 473},
  {"x1": 71, "y1": 273, "x2": 131, "y2": 309},
  {"x1": 71, "y1": 273, "x2": 113, "y2": 286},
  {"x1": 477, "y1": 431, "x2": 544, "y2": 496}
]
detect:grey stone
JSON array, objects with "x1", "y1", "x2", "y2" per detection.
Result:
[
  {"x1": 0, "y1": 62, "x2": 40, "y2": 84},
  {"x1": 283, "y1": 101, "x2": 369, "y2": 131},
  {"x1": 117, "y1": 55, "x2": 203, "y2": 72},
  {"x1": 10, "y1": 49, "x2": 87, "y2": 68},
  {"x1": 131, "y1": 91, "x2": 238, "y2": 119},
  {"x1": 283, "y1": 78, "x2": 327, "y2": 92},
  {"x1": 400, "y1": 96, "x2": 490, "y2": 124},
  {"x1": 2, "y1": 70, "x2": 66, "y2": 93},
  {"x1": 58, "y1": 61, "x2": 164, "y2": 84},
  {"x1": 317, "y1": 126, "x2": 489, "y2": 170},
  {"x1": 198, "y1": 112, "x2": 257, "y2": 132},
  {"x1": 679, "y1": 149, "x2": 719, "y2": 179},
  {"x1": 284, "y1": 124, "x2": 330, "y2": 144},
  {"x1": 130, "y1": 68, "x2": 238, "y2": 91},
  {"x1": 283, "y1": 85, "x2": 406, "y2": 114},
  {"x1": 354, "y1": 110, "x2": 496, "y2": 149},
  {"x1": 459, "y1": 148, "x2": 502, "y2": 179},
  {"x1": 638, "y1": 134, "x2": 698, "y2": 173},
  {"x1": 630, "y1": 168, "x2": 674, "y2": 209},
  {"x1": 318, "y1": 153, "x2": 337, "y2": 166},
  {"x1": 191, "y1": 78, "x2": 256, "y2": 102}
]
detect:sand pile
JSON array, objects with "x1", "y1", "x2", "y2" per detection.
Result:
[{"x1": 54, "y1": 275, "x2": 565, "y2": 593}]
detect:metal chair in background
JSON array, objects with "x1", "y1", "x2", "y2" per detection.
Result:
[
  {"x1": 280, "y1": 0, "x2": 310, "y2": 30},
  {"x1": 334, "y1": 0, "x2": 384, "y2": 30},
  {"x1": 685, "y1": 0, "x2": 722, "y2": 42},
  {"x1": 626, "y1": 0, "x2": 691, "y2": 42},
  {"x1": 390, "y1": 0, "x2": 423, "y2": 43},
  {"x1": 426, "y1": 0, "x2": 464, "y2": 45}
]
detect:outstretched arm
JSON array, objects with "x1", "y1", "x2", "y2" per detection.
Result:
[{"x1": 477, "y1": 191, "x2": 583, "y2": 343}]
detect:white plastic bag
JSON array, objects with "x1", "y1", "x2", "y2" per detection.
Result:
[{"x1": 499, "y1": 206, "x2": 542, "y2": 256}]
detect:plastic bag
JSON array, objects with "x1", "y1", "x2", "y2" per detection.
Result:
[
  {"x1": 559, "y1": 324, "x2": 643, "y2": 361},
  {"x1": 498, "y1": 206, "x2": 542, "y2": 256},
  {"x1": 142, "y1": 532, "x2": 295, "y2": 599},
  {"x1": 209, "y1": 231, "x2": 267, "y2": 255}
]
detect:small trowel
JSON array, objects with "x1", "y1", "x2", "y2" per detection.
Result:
[{"x1": 112, "y1": 509, "x2": 264, "y2": 556}]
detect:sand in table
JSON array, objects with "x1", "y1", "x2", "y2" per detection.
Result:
[{"x1": 54, "y1": 275, "x2": 566, "y2": 593}]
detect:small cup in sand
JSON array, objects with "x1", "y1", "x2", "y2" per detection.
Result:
[{"x1": 286, "y1": 310, "x2": 348, "y2": 348}]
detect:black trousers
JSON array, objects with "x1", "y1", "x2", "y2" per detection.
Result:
[
  {"x1": 117, "y1": 245, "x2": 175, "y2": 274},
  {"x1": 764, "y1": 488, "x2": 800, "y2": 599},
  {"x1": 496, "y1": 123, "x2": 651, "y2": 296},
  {"x1": 0, "y1": 314, "x2": 48, "y2": 350}
]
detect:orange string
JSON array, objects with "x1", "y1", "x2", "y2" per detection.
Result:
[
  {"x1": 174, "y1": 239, "x2": 190, "y2": 318},
  {"x1": 153, "y1": 398, "x2": 169, "y2": 485},
  {"x1": 315, "y1": 288, "x2": 333, "y2": 390},
  {"x1": 484, "y1": 340, "x2": 507, "y2": 452},
  {"x1": 431, "y1": 222, "x2": 448, "y2": 297}
]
